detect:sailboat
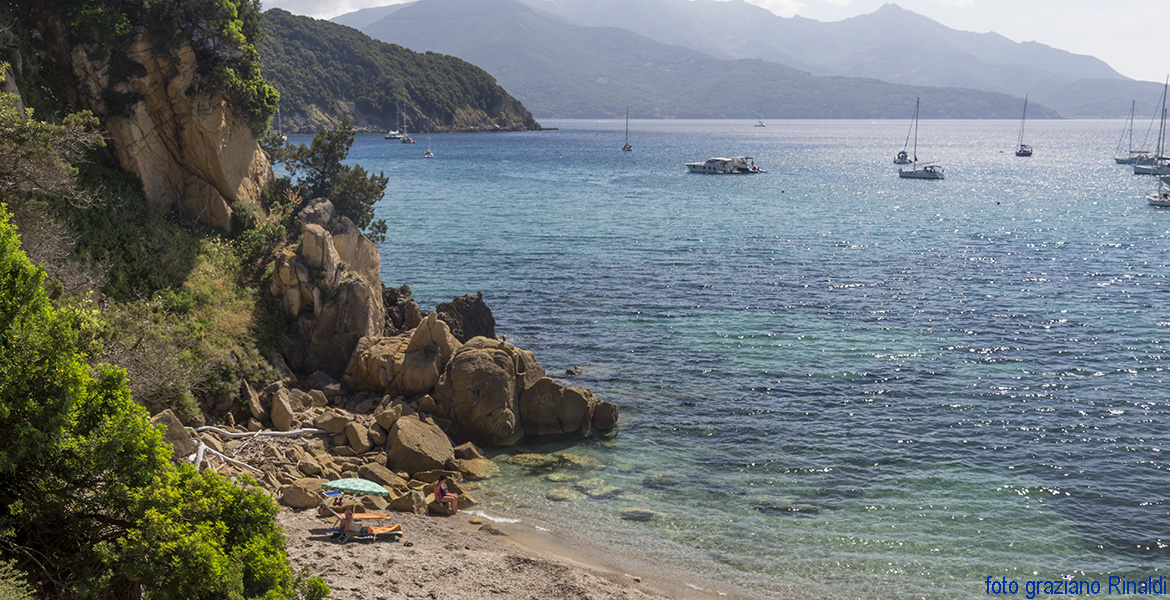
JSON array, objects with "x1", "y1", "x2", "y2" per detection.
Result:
[
  {"x1": 894, "y1": 101, "x2": 914, "y2": 164},
  {"x1": 1137, "y1": 78, "x2": 1169, "y2": 176},
  {"x1": 1114, "y1": 100, "x2": 1152, "y2": 164},
  {"x1": 1014, "y1": 95, "x2": 1033, "y2": 157},
  {"x1": 622, "y1": 107, "x2": 632, "y2": 151},
  {"x1": 755, "y1": 108, "x2": 766, "y2": 128},
  {"x1": 424, "y1": 136, "x2": 434, "y2": 158},
  {"x1": 1147, "y1": 79, "x2": 1170, "y2": 206},
  {"x1": 898, "y1": 97, "x2": 944, "y2": 179},
  {"x1": 385, "y1": 100, "x2": 403, "y2": 140}
]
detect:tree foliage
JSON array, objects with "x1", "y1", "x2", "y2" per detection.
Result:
[
  {"x1": 267, "y1": 118, "x2": 389, "y2": 242},
  {"x1": 0, "y1": 204, "x2": 316, "y2": 599},
  {"x1": 8, "y1": 0, "x2": 279, "y2": 135}
]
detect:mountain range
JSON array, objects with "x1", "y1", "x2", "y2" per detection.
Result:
[{"x1": 334, "y1": 0, "x2": 1164, "y2": 119}]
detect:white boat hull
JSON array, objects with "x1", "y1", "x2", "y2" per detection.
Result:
[
  {"x1": 1135, "y1": 163, "x2": 1170, "y2": 175},
  {"x1": 1148, "y1": 191, "x2": 1170, "y2": 207},
  {"x1": 685, "y1": 157, "x2": 766, "y2": 174},
  {"x1": 898, "y1": 166, "x2": 944, "y2": 180}
]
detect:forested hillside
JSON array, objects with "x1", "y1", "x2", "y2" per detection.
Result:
[{"x1": 259, "y1": 9, "x2": 539, "y2": 132}]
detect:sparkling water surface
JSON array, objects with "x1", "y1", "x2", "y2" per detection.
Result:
[{"x1": 299, "y1": 119, "x2": 1170, "y2": 599}]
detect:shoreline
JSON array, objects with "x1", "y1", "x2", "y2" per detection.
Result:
[{"x1": 278, "y1": 506, "x2": 771, "y2": 600}]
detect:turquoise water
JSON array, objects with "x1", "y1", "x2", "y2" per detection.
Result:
[{"x1": 317, "y1": 119, "x2": 1169, "y2": 598}]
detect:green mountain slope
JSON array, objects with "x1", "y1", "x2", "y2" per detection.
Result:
[
  {"x1": 259, "y1": 8, "x2": 539, "y2": 132},
  {"x1": 353, "y1": 0, "x2": 1058, "y2": 119}
]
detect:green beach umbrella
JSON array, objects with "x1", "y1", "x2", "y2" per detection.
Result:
[{"x1": 322, "y1": 477, "x2": 389, "y2": 497}]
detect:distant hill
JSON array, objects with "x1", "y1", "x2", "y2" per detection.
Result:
[
  {"x1": 344, "y1": 0, "x2": 1058, "y2": 119},
  {"x1": 258, "y1": 9, "x2": 539, "y2": 133},
  {"x1": 519, "y1": 0, "x2": 1163, "y2": 118}
]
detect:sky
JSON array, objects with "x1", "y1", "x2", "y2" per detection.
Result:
[{"x1": 261, "y1": 0, "x2": 1170, "y2": 83}]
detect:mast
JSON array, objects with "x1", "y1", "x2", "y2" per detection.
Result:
[
  {"x1": 1017, "y1": 95, "x2": 1028, "y2": 148},
  {"x1": 912, "y1": 97, "x2": 920, "y2": 164}
]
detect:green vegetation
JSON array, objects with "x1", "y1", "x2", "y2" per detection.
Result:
[
  {"x1": 0, "y1": 60, "x2": 325, "y2": 599},
  {"x1": 264, "y1": 118, "x2": 389, "y2": 242},
  {"x1": 7, "y1": 0, "x2": 278, "y2": 134},
  {"x1": 0, "y1": 204, "x2": 321, "y2": 599},
  {"x1": 258, "y1": 8, "x2": 539, "y2": 132}
]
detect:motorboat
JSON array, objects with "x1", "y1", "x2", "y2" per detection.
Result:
[
  {"x1": 384, "y1": 129, "x2": 402, "y2": 140},
  {"x1": 898, "y1": 164, "x2": 945, "y2": 180},
  {"x1": 685, "y1": 156, "x2": 766, "y2": 174}
]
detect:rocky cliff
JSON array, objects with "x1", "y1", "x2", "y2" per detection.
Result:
[{"x1": 57, "y1": 23, "x2": 269, "y2": 231}]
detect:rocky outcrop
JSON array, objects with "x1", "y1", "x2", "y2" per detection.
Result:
[
  {"x1": 271, "y1": 199, "x2": 386, "y2": 378},
  {"x1": 384, "y1": 285, "x2": 424, "y2": 335},
  {"x1": 436, "y1": 292, "x2": 496, "y2": 343},
  {"x1": 65, "y1": 29, "x2": 270, "y2": 231}
]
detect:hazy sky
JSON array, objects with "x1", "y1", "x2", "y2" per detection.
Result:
[{"x1": 262, "y1": 0, "x2": 1169, "y2": 83}]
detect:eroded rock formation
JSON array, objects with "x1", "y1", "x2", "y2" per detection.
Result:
[{"x1": 65, "y1": 27, "x2": 270, "y2": 230}]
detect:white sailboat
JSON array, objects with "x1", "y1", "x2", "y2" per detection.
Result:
[
  {"x1": 622, "y1": 107, "x2": 632, "y2": 151},
  {"x1": 1014, "y1": 95, "x2": 1032, "y2": 157},
  {"x1": 898, "y1": 97, "x2": 944, "y2": 179},
  {"x1": 1114, "y1": 100, "x2": 1152, "y2": 164},
  {"x1": 424, "y1": 136, "x2": 433, "y2": 158},
  {"x1": 894, "y1": 101, "x2": 913, "y2": 164},
  {"x1": 386, "y1": 100, "x2": 403, "y2": 140},
  {"x1": 1138, "y1": 79, "x2": 1169, "y2": 176},
  {"x1": 755, "y1": 108, "x2": 766, "y2": 128},
  {"x1": 1147, "y1": 79, "x2": 1170, "y2": 207}
]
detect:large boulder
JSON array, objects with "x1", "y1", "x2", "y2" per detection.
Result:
[
  {"x1": 518, "y1": 378, "x2": 595, "y2": 436},
  {"x1": 344, "y1": 421, "x2": 373, "y2": 454},
  {"x1": 435, "y1": 292, "x2": 496, "y2": 343},
  {"x1": 343, "y1": 312, "x2": 462, "y2": 396},
  {"x1": 280, "y1": 477, "x2": 328, "y2": 509},
  {"x1": 304, "y1": 272, "x2": 385, "y2": 378},
  {"x1": 386, "y1": 416, "x2": 456, "y2": 475},
  {"x1": 330, "y1": 216, "x2": 381, "y2": 294},
  {"x1": 357, "y1": 463, "x2": 411, "y2": 496},
  {"x1": 432, "y1": 337, "x2": 545, "y2": 446},
  {"x1": 270, "y1": 388, "x2": 296, "y2": 431},
  {"x1": 149, "y1": 409, "x2": 197, "y2": 461}
]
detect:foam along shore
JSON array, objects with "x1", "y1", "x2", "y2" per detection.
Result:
[{"x1": 277, "y1": 506, "x2": 771, "y2": 600}]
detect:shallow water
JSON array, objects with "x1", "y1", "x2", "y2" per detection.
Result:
[{"x1": 301, "y1": 118, "x2": 1170, "y2": 599}]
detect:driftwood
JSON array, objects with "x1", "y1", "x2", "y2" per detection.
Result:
[
  {"x1": 189, "y1": 439, "x2": 262, "y2": 473},
  {"x1": 190, "y1": 426, "x2": 325, "y2": 438}
]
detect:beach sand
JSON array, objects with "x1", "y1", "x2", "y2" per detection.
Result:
[{"x1": 278, "y1": 507, "x2": 767, "y2": 600}]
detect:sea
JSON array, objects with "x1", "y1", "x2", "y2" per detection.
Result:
[{"x1": 298, "y1": 118, "x2": 1170, "y2": 599}]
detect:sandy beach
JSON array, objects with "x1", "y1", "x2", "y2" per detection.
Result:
[{"x1": 278, "y1": 507, "x2": 766, "y2": 600}]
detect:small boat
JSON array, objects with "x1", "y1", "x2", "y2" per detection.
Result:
[
  {"x1": 1114, "y1": 100, "x2": 1153, "y2": 164},
  {"x1": 1149, "y1": 179, "x2": 1170, "y2": 207},
  {"x1": 1014, "y1": 95, "x2": 1032, "y2": 157},
  {"x1": 424, "y1": 137, "x2": 433, "y2": 158},
  {"x1": 622, "y1": 107, "x2": 632, "y2": 151},
  {"x1": 894, "y1": 102, "x2": 914, "y2": 164},
  {"x1": 898, "y1": 97, "x2": 945, "y2": 179},
  {"x1": 685, "y1": 156, "x2": 766, "y2": 174},
  {"x1": 384, "y1": 129, "x2": 402, "y2": 140},
  {"x1": 755, "y1": 108, "x2": 766, "y2": 128},
  {"x1": 1137, "y1": 78, "x2": 1169, "y2": 176}
]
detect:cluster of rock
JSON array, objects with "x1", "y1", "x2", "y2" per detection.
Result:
[
  {"x1": 147, "y1": 197, "x2": 617, "y2": 513},
  {"x1": 271, "y1": 199, "x2": 619, "y2": 448}
]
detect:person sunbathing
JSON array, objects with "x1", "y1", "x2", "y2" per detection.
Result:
[{"x1": 340, "y1": 509, "x2": 370, "y2": 534}]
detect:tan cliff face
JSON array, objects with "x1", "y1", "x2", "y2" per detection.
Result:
[{"x1": 67, "y1": 27, "x2": 270, "y2": 230}]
